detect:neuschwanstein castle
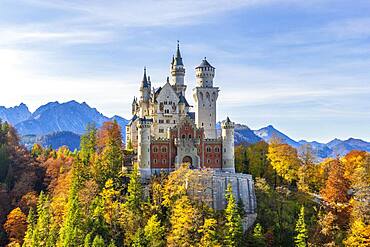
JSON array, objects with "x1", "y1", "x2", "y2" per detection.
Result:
[{"x1": 126, "y1": 42, "x2": 235, "y2": 178}]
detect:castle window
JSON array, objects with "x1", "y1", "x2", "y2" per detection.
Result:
[
  {"x1": 162, "y1": 159, "x2": 166, "y2": 164},
  {"x1": 207, "y1": 159, "x2": 211, "y2": 163},
  {"x1": 153, "y1": 146, "x2": 158, "y2": 153},
  {"x1": 159, "y1": 129, "x2": 164, "y2": 133},
  {"x1": 154, "y1": 159, "x2": 157, "y2": 164},
  {"x1": 224, "y1": 148, "x2": 226, "y2": 152},
  {"x1": 188, "y1": 134, "x2": 192, "y2": 138},
  {"x1": 182, "y1": 134, "x2": 186, "y2": 139},
  {"x1": 215, "y1": 147, "x2": 220, "y2": 152},
  {"x1": 159, "y1": 119, "x2": 164, "y2": 124},
  {"x1": 165, "y1": 109, "x2": 170, "y2": 114},
  {"x1": 202, "y1": 123, "x2": 204, "y2": 126},
  {"x1": 206, "y1": 146, "x2": 211, "y2": 153},
  {"x1": 216, "y1": 159, "x2": 219, "y2": 163},
  {"x1": 161, "y1": 146, "x2": 167, "y2": 153},
  {"x1": 173, "y1": 120, "x2": 176, "y2": 124},
  {"x1": 166, "y1": 120, "x2": 170, "y2": 124}
]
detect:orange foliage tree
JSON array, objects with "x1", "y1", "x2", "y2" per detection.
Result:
[
  {"x1": 320, "y1": 159, "x2": 350, "y2": 205},
  {"x1": 3, "y1": 207, "x2": 27, "y2": 245}
]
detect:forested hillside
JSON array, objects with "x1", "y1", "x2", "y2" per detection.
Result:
[{"x1": 0, "y1": 120, "x2": 369, "y2": 246}]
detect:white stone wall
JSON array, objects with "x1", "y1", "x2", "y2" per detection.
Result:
[{"x1": 193, "y1": 87, "x2": 219, "y2": 139}]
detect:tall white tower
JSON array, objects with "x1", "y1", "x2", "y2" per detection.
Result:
[
  {"x1": 221, "y1": 117, "x2": 235, "y2": 173},
  {"x1": 171, "y1": 41, "x2": 186, "y2": 95},
  {"x1": 193, "y1": 58, "x2": 219, "y2": 139},
  {"x1": 137, "y1": 117, "x2": 152, "y2": 178}
]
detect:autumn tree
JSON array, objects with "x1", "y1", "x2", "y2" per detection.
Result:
[
  {"x1": 167, "y1": 195, "x2": 200, "y2": 247},
  {"x1": 3, "y1": 207, "x2": 27, "y2": 245},
  {"x1": 223, "y1": 183, "x2": 243, "y2": 247},
  {"x1": 144, "y1": 214, "x2": 165, "y2": 247},
  {"x1": 267, "y1": 139, "x2": 300, "y2": 184},
  {"x1": 199, "y1": 218, "x2": 220, "y2": 247},
  {"x1": 320, "y1": 159, "x2": 350, "y2": 205}
]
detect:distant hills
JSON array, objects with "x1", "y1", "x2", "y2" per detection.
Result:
[{"x1": 0, "y1": 101, "x2": 369, "y2": 157}]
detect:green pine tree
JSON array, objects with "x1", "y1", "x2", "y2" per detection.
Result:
[
  {"x1": 91, "y1": 235, "x2": 105, "y2": 247},
  {"x1": 32, "y1": 192, "x2": 52, "y2": 246},
  {"x1": 224, "y1": 183, "x2": 243, "y2": 247},
  {"x1": 22, "y1": 208, "x2": 35, "y2": 247},
  {"x1": 126, "y1": 163, "x2": 143, "y2": 214},
  {"x1": 144, "y1": 214, "x2": 165, "y2": 247},
  {"x1": 294, "y1": 205, "x2": 308, "y2": 247},
  {"x1": 84, "y1": 233, "x2": 92, "y2": 247},
  {"x1": 58, "y1": 178, "x2": 83, "y2": 247},
  {"x1": 132, "y1": 228, "x2": 146, "y2": 247},
  {"x1": 252, "y1": 223, "x2": 265, "y2": 247}
]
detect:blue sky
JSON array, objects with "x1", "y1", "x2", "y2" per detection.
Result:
[{"x1": 0, "y1": 0, "x2": 369, "y2": 142}]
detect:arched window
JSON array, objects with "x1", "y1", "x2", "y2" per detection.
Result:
[
  {"x1": 182, "y1": 134, "x2": 186, "y2": 139},
  {"x1": 214, "y1": 147, "x2": 220, "y2": 152},
  {"x1": 188, "y1": 134, "x2": 192, "y2": 138},
  {"x1": 199, "y1": 92, "x2": 204, "y2": 101},
  {"x1": 161, "y1": 146, "x2": 167, "y2": 153},
  {"x1": 206, "y1": 146, "x2": 211, "y2": 153},
  {"x1": 153, "y1": 146, "x2": 158, "y2": 153},
  {"x1": 206, "y1": 92, "x2": 210, "y2": 103}
]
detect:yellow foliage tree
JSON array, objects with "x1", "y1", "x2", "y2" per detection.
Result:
[{"x1": 267, "y1": 139, "x2": 300, "y2": 184}]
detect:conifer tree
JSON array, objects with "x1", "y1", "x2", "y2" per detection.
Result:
[
  {"x1": 132, "y1": 228, "x2": 146, "y2": 247},
  {"x1": 126, "y1": 163, "x2": 143, "y2": 215},
  {"x1": 251, "y1": 223, "x2": 265, "y2": 247},
  {"x1": 91, "y1": 235, "x2": 105, "y2": 247},
  {"x1": 198, "y1": 218, "x2": 220, "y2": 247},
  {"x1": 84, "y1": 233, "x2": 92, "y2": 247},
  {"x1": 58, "y1": 177, "x2": 83, "y2": 247},
  {"x1": 22, "y1": 208, "x2": 35, "y2": 247},
  {"x1": 144, "y1": 214, "x2": 165, "y2": 247},
  {"x1": 32, "y1": 192, "x2": 52, "y2": 246},
  {"x1": 223, "y1": 183, "x2": 243, "y2": 247},
  {"x1": 294, "y1": 206, "x2": 308, "y2": 247}
]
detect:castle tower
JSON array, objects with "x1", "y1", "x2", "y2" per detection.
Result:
[
  {"x1": 139, "y1": 67, "x2": 151, "y2": 117},
  {"x1": 221, "y1": 117, "x2": 235, "y2": 173},
  {"x1": 193, "y1": 58, "x2": 219, "y2": 139},
  {"x1": 171, "y1": 41, "x2": 186, "y2": 95},
  {"x1": 137, "y1": 117, "x2": 152, "y2": 178}
]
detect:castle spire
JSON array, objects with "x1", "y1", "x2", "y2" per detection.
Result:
[
  {"x1": 174, "y1": 40, "x2": 183, "y2": 66},
  {"x1": 141, "y1": 67, "x2": 149, "y2": 88}
]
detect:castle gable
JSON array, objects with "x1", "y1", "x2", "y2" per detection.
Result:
[{"x1": 155, "y1": 82, "x2": 180, "y2": 105}]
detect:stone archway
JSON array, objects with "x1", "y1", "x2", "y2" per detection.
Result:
[{"x1": 182, "y1": 156, "x2": 194, "y2": 168}]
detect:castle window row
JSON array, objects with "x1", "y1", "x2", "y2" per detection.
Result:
[
  {"x1": 206, "y1": 146, "x2": 221, "y2": 153},
  {"x1": 152, "y1": 146, "x2": 168, "y2": 153}
]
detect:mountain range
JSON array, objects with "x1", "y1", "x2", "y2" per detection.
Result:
[{"x1": 0, "y1": 101, "x2": 369, "y2": 158}]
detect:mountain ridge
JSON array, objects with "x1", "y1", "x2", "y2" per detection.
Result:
[{"x1": 0, "y1": 101, "x2": 369, "y2": 157}]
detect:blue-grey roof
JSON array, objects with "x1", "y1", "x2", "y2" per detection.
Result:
[
  {"x1": 173, "y1": 42, "x2": 184, "y2": 66},
  {"x1": 141, "y1": 67, "x2": 149, "y2": 88},
  {"x1": 187, "y1": 112, "x2": 195, "y2": 120},
  {"x1": 127, "y1": 114, "x2": 138, "y2": 125},
  {"x1": 178, "y1": 93, "x2": 190, "y2": 107},
  {"x1": 196, "y1": 58, "x2": 214, "y2": 69}
]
